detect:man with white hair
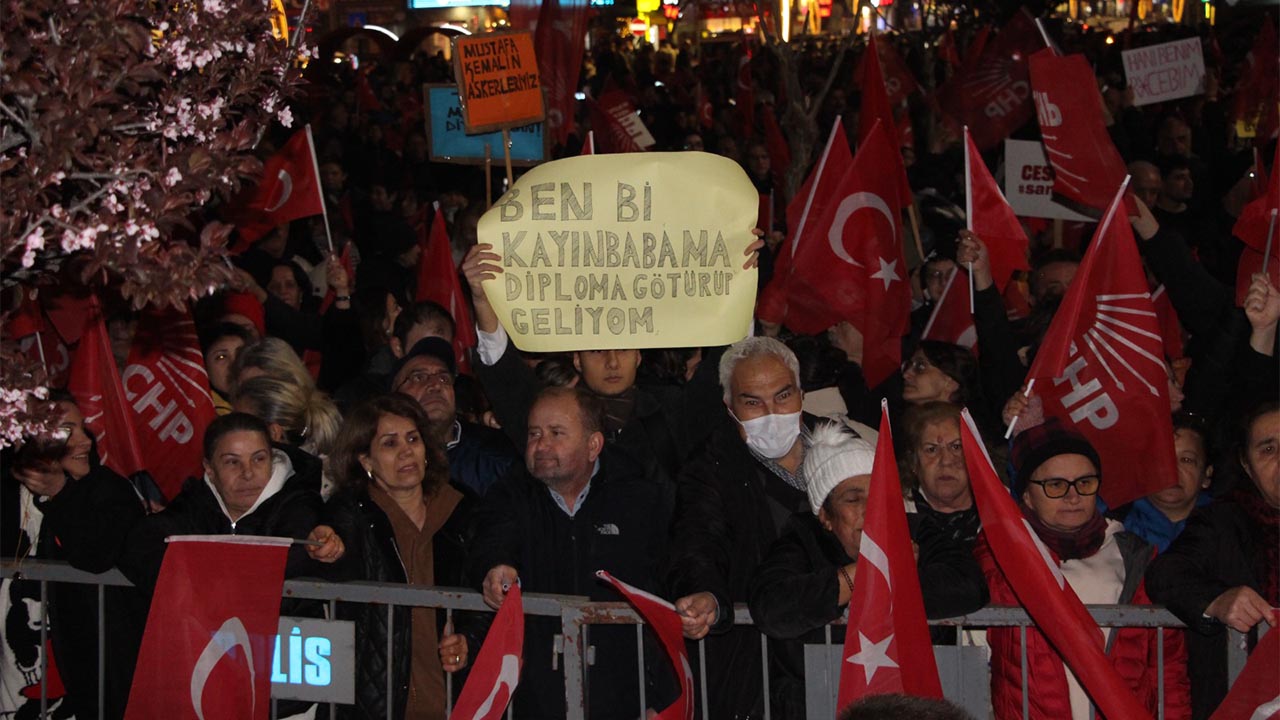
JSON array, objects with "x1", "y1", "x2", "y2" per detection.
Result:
[{"x1": 665, "y1": 336, "x2": 842, "y2": 719}]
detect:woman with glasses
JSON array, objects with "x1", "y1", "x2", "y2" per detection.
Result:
[{"x1": 977, "y1": 420, "x2": 1190, "y2": 720}]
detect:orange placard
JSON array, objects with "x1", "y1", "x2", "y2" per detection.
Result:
[{"x1": 452, "y1": 31, "x2": 545, "y2": 134}]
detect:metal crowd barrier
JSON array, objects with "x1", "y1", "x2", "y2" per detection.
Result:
[{"x1": 0, "y1": 560, "x2": 1259, "y2": 720}]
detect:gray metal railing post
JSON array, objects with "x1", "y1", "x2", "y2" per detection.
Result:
[
  {"x1": 1227, "y1": 628, "x2": 1250, "y2": 686},
  {"x1": 636, "y1": 623, "x2": 646, "y2": 716},
  {"x1": 40, "y1": 580, "x2": 48, "y2": 719},
  {"x1": 760, "y1": 633, "x2": 771, "y2": 720},
  {"x1": 386, "y1": 604, "x2": 394, "y2": 720},
  {"x1": 1157, "y1": 627, "x2": 1165, "y2": 720},
  {"x1": 98, "y1": 583, "x2": 105, "y2": 720},
  {"x1": 1019, "y1": 624, "x2": 1028, "y2": 720},
  {"x1": 698, "y1": 638, "x2": 708, "y2": 720},
  {"x1": 560, "y1": 602, "x2": 588, "y2": 720}
]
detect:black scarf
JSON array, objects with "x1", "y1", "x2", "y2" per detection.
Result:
[
  {"x1": 595, "y1": 387, "x2": 637, "y2": 436},
  {"x1": 1229, "y1": 484, "x2": 1280, "y2": 605},
  {"x1": 1020, "y1": 503, "x2": 1109, "y2": 561}
]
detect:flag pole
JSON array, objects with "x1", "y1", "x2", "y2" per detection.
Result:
[
  {"x1": 33, "y1": 330, "x2": 48, "y2": 376},
  {"x1": 963, "y1": 126, "x2": 975, "y2": 314},
  {"x1": 1264, "y1": 208, "x2": 1278, "y2": 271},
  {"x1": 484, "y1": 143, "x2": 493, "y2": 211},
  {"x1": 501, "y1": 128, "x2": 515, "y2": 188},
  {"x1": 1003, "y1": 379, "x2": 1035, "y2": 439},
  {"x1": 304, "y1": 125, "x2": 334, "y2": 254}
]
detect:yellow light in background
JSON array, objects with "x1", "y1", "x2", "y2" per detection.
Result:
[
  {"x1": 1105, "y1": 35, "x2": 1114, "y2": 44},
  {"x1": 781, "y1": 0, "x2": 791, "y2": 41},
  {"x1": 637, "y1": 0, "x2": 661, "y2": 14},
  {"x1": 270, "y1": 0, "x2": 288, "y2": 41},
  {"x1": 647, "y1": 24, "x2": 659, "y2": 45}
]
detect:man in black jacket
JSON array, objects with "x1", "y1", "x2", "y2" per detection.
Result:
[
  {"x1": 390, "y1": 336, "x2": 519, "y2": 497},
  {"x1": 469, "y1": 386, "x2": 675, "y2": 719},
  {"x1": 665, "y1": 336, "x2": 820, "y2": 719}
]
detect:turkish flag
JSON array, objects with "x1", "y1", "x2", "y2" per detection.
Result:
[
  {"x1": 1209, "y1": 628, "x2": 1280, "y2": 720},
  {"x1": 5, "y1": 288, "x2": 74, "y2": 385},
  {"x1": 123, "y1": 307, "x2": 218, "y2": 500},
  {"x1": 921, "y1": 268, "x2": 978, "y2": 354},
  {"x1": 761, "y1": 107, "x2": 792, "y2": 192},
  {"x1": 959, "y1": 410, "x2": 1155, "y2": 720},
  {"x1": 756, "y1": 117, "x2": 854, "y2": 325},
  {"x1": 125, "y1": 536, "x2": 290, "y2": 720},
  {"x1": 533, "y1": 0, "x2": 589, "y2": 146},
  {"x1": 1020, "y1": 182, "x2": 1177, "y2": 509},
  {"x1": 1236, "y1": 246, "x2": 1280, "y2": 307},
  {"x1": 965, "y1": 127, "x2": 1029, "y2": 291},
  {"x1": 838, "y1": 403, "x2": 942, "y2": 709},
  {"x1": 596, "y1": 571, "x2": 694, "y2": 720},
  {"x1": 232, "y1": 127, "x2": 325, "y2": 250},
  {"x1": 355, "y1": 70, "x2": 382, "y2": 113},
  {"x1": 936, "y1": 10, "x2": 1041, "y2": 152},
  {"x1": 1233, "y1": 140, "x2": 1278, "y2": 254},
  {"x1": 416, "y1": 203, "x2": 477, "y2": 374},
  {"x1": 68, "y1": 300, "x2": 146, "y2": 478},
  {"x1": 857, "y1": 34, "x2": 912, "y2": 207},
  {"x1": 580, "y1": 130, "x2": 595, "y2": 156},
  {"x1": 695, "y1": 83, "x2": 714, "y2": 129},
  {"x1": 789, "y1": 120, "x2": 910, "y2": 387},
  {"x1": 451, "y1": 584, "x2": 524, "y2": 720},
  {"x1": 1028, "y1": 50, "x2": 1133, "y2": 216}
]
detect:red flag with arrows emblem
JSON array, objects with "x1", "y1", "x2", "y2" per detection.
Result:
[
  {"x1": 1028, "y1": 50, "x2": 1133, "y2": 216},
  {"x1": 125, "y1": 536, "x2": 290, "y2": 720},
  {"x1": 232, "y1": 127, "x2": 326, "y2": 250},
  {"x1": 532, "y1": 0, "x2": 589, "y2": 146},
  {"x1": 123, "y1": 307, "x2": 218, "y2": 500},
  {"x1": 787, "y1": 120, "x2": 910, "y2": 387},
  {"x1": 838, "y1": 403, "x2": 942, "y2": 709},
  {"x1": 959, "y1": 409, "x2": 1156, "y2": 720},
  {"x1": 936, "y1": 11, "x2": 1040, "y2": 152},
  {"x1": 597, "y1": 572, "x2": 694, "y2": 719},
  {"x1": 451, "y1": 584, "x2": 524, "y2": 720},
  {"x1": 416, "y1": 203, "x2": 477, "y2": 374},
  {"x1": 857, "y1": 34, "x2": 912, "y2": 207},
  {"x1": 67, "y1": 299, "x2": 146, "y2": 478},
  {"x1": 965, "y1": 127, "x2": 1029, "y2": 292},
  {"x1": 1018, "y1": 180, "x2": 1177, "y2": 508}
]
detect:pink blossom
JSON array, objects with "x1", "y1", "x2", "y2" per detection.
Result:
[
  {"x1": 164, "y1": 167, "x2": 183, "y2": 187},
  {"x1": 277, "y1": 106, "x2": 293, "y2": 127}
]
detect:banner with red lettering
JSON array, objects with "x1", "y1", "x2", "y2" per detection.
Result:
[
  {"x1": 125, "y1": 536, "x2": 290, "y2": 720},
  {"x1": 596, "y1": 571, "x2": 694, "y2": 720},
  {"x1": 123, "y1": 307, "x2": 217, "y2": 500},
  {"x1": 451, "y1": 584, "x2": 524, "y2": 720},
  {"x1": 1018, "y1": 181, "x2": 1176, "y2": 508},
  {"x1": 68, "y1": 300, "x2": 146, "y2": 478}
]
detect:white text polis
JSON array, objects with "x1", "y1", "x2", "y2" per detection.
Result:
[{"x1": 495, "y1": 181, "x2": 737, "y2": 337}]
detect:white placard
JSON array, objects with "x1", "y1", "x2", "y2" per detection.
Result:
[
  {"x1": 1003, "y1": 139, "x2": 1095, "y2": 222},
  {"x1": 1122, "y1": 37, "x2": 1205, "y2": 107}
]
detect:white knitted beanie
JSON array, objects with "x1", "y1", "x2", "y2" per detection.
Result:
[{"x1": 803, "y1": 421, "x2": 877, "y2": 515}]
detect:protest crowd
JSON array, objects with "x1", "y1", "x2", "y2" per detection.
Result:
[{"x1": 3, "y1": 2, "x2": 1280, "y2": 719}]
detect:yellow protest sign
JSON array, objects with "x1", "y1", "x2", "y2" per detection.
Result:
[{"x1": 478, "y1": 152, "x2": 759, "y2": 352}]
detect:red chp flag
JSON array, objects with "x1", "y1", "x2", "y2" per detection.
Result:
[
  {"x1": 1019, "y1": 181, "x2": 1177, "y2": 509},
  {"x1": 858, "y1": 34, "x2": 913, "y2": 207},
  {"x1": 936, "y1": 10, "x2": 1041, "y2": 152},
  {"x1": 965, "y1": 127, "x2": 1029, "y2": 291},
  {"x1": 756, "y1": 117, "x2": 854, "y2": 325},
  {"x1": 533, "y1": 0, "x2": 589, "y2": 146},
  {"x1": 788, "y1": 120, "x2": 910, "y2": 387},
  {"x1": 736, "y1": 41, "x2": 755, "y2": 137},
  {"x1": 867, "y1": 33, "x2": 920, "y2": 109},
  {"x1": 1209, "y1": 628, "x2": 1280, "y2": 720},
  {"x1": 416, "y1": 203, "x2": 478, "y2": 373},
  {"x1": 233, "y1": 127, "x2": 325, "y2": 250},
  {"x1": 1232, "y1": 16, "x2": 1279, "y2": 144},
  {"x1": 68, "y1": 301, "x2": 146, "y2": 478},
  {"x1": 838, "y1": 404, "x2": 942, "y2": 709},
  {"x1": 1029, "y1": 51, "x2": 1133, "y2": 216},
  {"x1": 123, "y1": 307, "x2": 218, "y2": 500},
  {"x1": 921, "y1": 268, "x2": 977, "y2": 353},
  {"x1": 1233, "y1": 140, "x2": 1278, "y2": 254},
  {"x1": 589, "y1": 84, "x2": 654, "y2": 153},
  {"x1": 5, "y1": 288, "x2": 73, "y2": 385},
  {"x1": 597, "y1": 572, "x2": 694, "y2": 719},
  {"x1": 451, "y1": 584, "x2": 524, "y2": 720},
  {"x1": 125, "y1": 536, "x2": 290, "y2": 720},
  {"x1": 959, "y1": 410, "x2": 1155, "y2": 720}
]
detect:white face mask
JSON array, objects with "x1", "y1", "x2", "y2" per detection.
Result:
[{"x1": 736, "y1": 410, "x2": 803, "y2": 459}]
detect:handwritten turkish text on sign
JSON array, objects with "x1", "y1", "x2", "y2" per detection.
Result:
[
  {"x1": 453, "y1": 32, "x2": 544, "y2": 133},
  {"x1": 478, "y1": 153, "x2": 759, "y2": 352},
  {"x1": 1122, "y1": 38, "x2": 1205, "y2": 107},
  {"x1": 424, "y1": 85, "x2": 545, "y2": 166},
  {"x1": 1003, "y1": 139, "x2": 1094, "y2": 222}
]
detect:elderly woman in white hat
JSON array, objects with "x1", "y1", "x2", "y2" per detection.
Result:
[{"x1": 748, "y1": 422, "x2": 988, "y2": 718}]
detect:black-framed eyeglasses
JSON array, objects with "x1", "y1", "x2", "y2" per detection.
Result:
[{"x1": 1029, "y1": 475, "x2": 1101, "y2": 499}]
